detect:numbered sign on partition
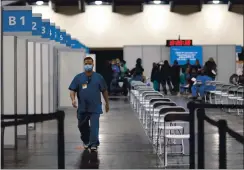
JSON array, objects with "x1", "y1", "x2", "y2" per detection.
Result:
[
  {"x1": 60, "y1": 30, "x2": 66, "y2": 45},
  {"x1": 50, "y1": 24, "x2": 56, "y2": 41},
  {"x1": 66, "y1": 34, "x2": 72, "y2": 47},
  {"x1": 41, "y1": 19, "x2": 50, "y2": 39},
  {"x1": 55, "y1": 28, "x2": 61, "y2": 42},
  {"x1": 3, "y1": 6, "x2": 32, "y2": 34},
  {"x1": 32, "y1": 14, "x2": 42, "y2": 36}
]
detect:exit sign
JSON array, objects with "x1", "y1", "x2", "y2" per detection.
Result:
[{"x1": 166, "y1": 40, "x2": 193, "y2": 47}]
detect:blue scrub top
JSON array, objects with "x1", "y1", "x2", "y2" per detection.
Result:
[{"x1": 69, "y1": 72, "x2": 107, "y2": 116}]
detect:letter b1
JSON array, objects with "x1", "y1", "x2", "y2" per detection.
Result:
[{"x1": 9, "y1": 16, "x2": 16, "y2": 25}]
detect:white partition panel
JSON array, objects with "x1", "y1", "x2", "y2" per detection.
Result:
[
  {"x1": 142, "y1": 46, "x2": 161, "y2": 78},
  {"x1": 42, "y1": 44, "x2": 49, "y2": 113},
  {"x1": 161, "y1": 46, "x2": 170, "y2": 62},
  {"x1": 53, "y1": 48, "x2": 58, "y2": 111},
  {"x1": 59, "y1": 51, "x2": 83, "y2": 107},
  {"x1": 217, "y1": 45, "x2": 236, "y2": 82},
  {"x1": 35, "y1": 43, "x2": 42, "y2": 114},
  {"x1": 202, "y1": 45, "x2": 217, "y2": 64},
  {"x1": 17, "y1": 38, "x2": 27, "y2": 136},
  {"x1": 49, "y1": 45, "x2": 54, "y2": 112},
  {"x1": 3, "y1": 36, "x2": 16, "y2": 147},
  {"x1": 123, "y1": 46, "x2": 143, "y2": 70},
  {"x1": 28, "y1": 42, "x2": 35, "y2": 127}
]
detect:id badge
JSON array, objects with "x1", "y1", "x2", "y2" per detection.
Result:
[{"x1": 82, "y1": 84, "x2": 87, "y2": 89}]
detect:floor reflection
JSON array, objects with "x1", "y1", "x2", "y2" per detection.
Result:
[{"x1": 78, "y1": 150, "x2": 100, "y2": 169}]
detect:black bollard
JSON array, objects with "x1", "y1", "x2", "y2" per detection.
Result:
[
  {"x1": 218, "y1": 120, "x2": 227, "y2": 169},
  {"x1": 197, "y1": 108, "x2": 205, "y2": 169},
  {"x1": 187, "y1": 101, "x2": 196, "y2": 169},
  {"x1": 57, "y1": 111, "x2": 65, "y2": 169}
]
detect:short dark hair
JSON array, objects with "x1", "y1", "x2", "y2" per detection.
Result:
[{"x1": 84, "y1": 57, "x2": 94, "y2": 62}]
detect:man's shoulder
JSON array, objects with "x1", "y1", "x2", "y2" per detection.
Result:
[
  {"x1": 93, "y1": 72, "x2": 104, "y2": 78},
  {"x1": 74, "y1": 73, "x2": 85, "y2": 79}
]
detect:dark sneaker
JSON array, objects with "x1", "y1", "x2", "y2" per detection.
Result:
[{"x1": 90, "y1": 146, "x2": 97, "y2": 152}]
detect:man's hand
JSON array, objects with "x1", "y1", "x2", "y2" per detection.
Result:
[
  {"x1": 105, "y1": 103, "x2": 109, "y2": 113},
  {"x1": 72, "y1": 100, "x2": 77, "y2": 108}
]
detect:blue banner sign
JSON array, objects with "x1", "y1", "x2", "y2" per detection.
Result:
[
  {"x1": 3, "y1": 6, "x2": 32, "y2": 33},
  {"x1": 32, "y1": 14, "x2": 42, "y2": 36},
  {"x1": 85, "y1": 47, "x2": 90, "y2": 54},
  {"x1": 41, "y1": 19, "x2": 50, "y2": 39},
  {"x1": 236, "y1": 45, "x2": 242, "y2": 53},
  {"x1": 50, "y1": 23, "x2": 56, "y2": 41},
  {"x1": 170, "y1": 46, "x2": 203, "y2": 65},
  {"x1": 60, "y1": 30, "x2": 66, "y2": 45}
]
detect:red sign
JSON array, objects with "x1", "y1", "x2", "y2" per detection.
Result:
[{"x1": 166, "y1": 40, "x2": 192, "y2": 46}]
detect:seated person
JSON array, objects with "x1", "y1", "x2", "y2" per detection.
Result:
[
  {"x1": 111, "y1": 59, "x2": 120, "y2": 79},
  {"x1": 191, "y1": 70, "x2": 215, "y2": 99}
]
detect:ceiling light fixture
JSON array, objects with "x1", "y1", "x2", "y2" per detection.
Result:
[
  {"x1": 36, "y1": 0, "x2": 44, "y2": 5},
  {"x1": 153, "y1": 0, "x2": 161, "y2": 4},
  {"x1": 212, "y1": 0, "x2": 220, "y2": 4},
  {"x1": 94, "y1": 1, "x2": 103, "y2": 5}
]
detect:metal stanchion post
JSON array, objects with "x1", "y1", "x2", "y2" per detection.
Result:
[
  {"x1": 218, "y1": 120, "x2": 227, "y2": 169},
  {"x1": 188, "y1": 101, "x2": 196, "y2": 169},
  {"x1": 197, "y1": 108, "x2": 205, "y2": 169},
  {"x1": 57, "y1": 111, "x2": 65, "y2": 169}
]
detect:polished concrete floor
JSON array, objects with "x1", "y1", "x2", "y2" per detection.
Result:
[{"x1": 2, "y1": 96, "x2": 244, "y2": 169}]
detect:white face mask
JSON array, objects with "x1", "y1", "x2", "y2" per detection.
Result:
[{"x1": 159, "y1": 62, "x2": 163, "y2": 65}]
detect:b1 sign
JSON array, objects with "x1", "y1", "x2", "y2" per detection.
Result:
[
  {"x1": 3, "y1": 6, "x2": 32, "y2": 33},
  {"x1": 170, "y1": 46, "x2": 203, "y2": 65}
]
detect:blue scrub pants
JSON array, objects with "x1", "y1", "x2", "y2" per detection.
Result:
[
  {"x1": 78, "y1": 112, "x2": 100, "y2": 147},
  {"x1": 191, "y1": 83, "x2": 216, "y2": 97},
  {"x1": 132, "y1": 75, "x2": 143, "y2": 81}
]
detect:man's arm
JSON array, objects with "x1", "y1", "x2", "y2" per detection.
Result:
[
  {"x1": 70, "y1": 90, "x2": 77, "y2": 108},
  {"x1": 102, "y1": 90, "x2": 109, "y2": 105}
]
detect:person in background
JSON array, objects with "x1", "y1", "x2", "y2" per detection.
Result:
[
  {"x1": 179, "y1": 68, "x2": 187, "y2": 94},
  {"x1": 111, "y1": 59, "x2": 120, "y2": 79},
  {"x1": 160, "y1": 60, "x2": 173, "y2": 95},
  {"x1": 151, "y1": 63, "x2": 158, "y2": 91},
  {"x1": 192, "y1": 59, "x2": 202, "y2": 74},
  {"x1": 183, "y1": 59, "x2": 191, "y2": 72},
  {"x1": 189, "y1": 68, "x2": 198, "y2": 92},
  {"x1": 203, "y1": 57, "x2": 217, "y2": 80},
  {"x1": 103, "y1": 60, "x2": 113, "y2": 93},
  {"x1": 132, "y1": 58, "x2": 144, "y2": 81},
  {"x1": 191, "y1": 69, "x2": 215, "y2": 100},
  {"x1": 69, "y1": 57, "x2": 109, "y2": 151},
  {"x1": 171, "y1": 60, "x2": 181, "y2": 94},
  {"x1": 120, "y1": 60, "x2": 128, "y2": 78}
]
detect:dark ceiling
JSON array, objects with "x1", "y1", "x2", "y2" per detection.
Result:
[{"x1": 3, "y1": 0, "x2": 244, "y2": 13}]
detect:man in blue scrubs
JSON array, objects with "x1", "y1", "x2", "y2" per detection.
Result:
[{"x1": 69, "y1": 57, "x2": 109, "y2": 151}]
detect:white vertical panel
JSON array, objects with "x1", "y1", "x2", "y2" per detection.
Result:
[
  {"x1": 217, "y1": 45, "x2": 236, "y2": 82},
  {"x1": 123, "y1": 46, "x2": 143, "y2": 70},
  {"x1": 3, "y1": 36, "x2": 16, "y2": 147},
  {"x1": 42, "y1": 44, "x2": 49, "y2": 113},
  {"x1": 59, "y1": 51, "x2": 83, "y2": 107},
  {"x1": 17, "y1": 38, "x2": 27, "y2": 136},
  {"x1": 142, "y1": 46, "x2": 161, "y2": 78},
  {"x1": 35, "y1": 43, "x2": 42, "y2": 114},
  {"x1": 161, "y1": 46, "x2": 170, "y2": 62},
  {"x1": 202, "y1": 45, "x2": 217, "y2": 64},
  {"x1": 28, "y1": 42, "x2": 35, "y2": 127},
  {"x1": 49, "y1": 45, "x2": 54, "y2": 112}
]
